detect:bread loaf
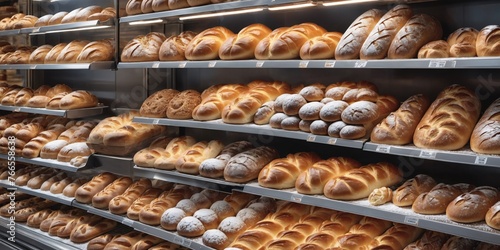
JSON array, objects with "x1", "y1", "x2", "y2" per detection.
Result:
[
  {"x1": 74, "y1": 172, "x2": 117, "y2": 204},
  {"x1": 388, "y1": 14, "x2": 442, "y2": 59},
  {"x1": 126, "y1": 0, "x2": 142, "y2": 15},
  {"x1": 14, "y1": 199, "x2": 56, "y2": 222},
  {"x1": 59, "y1": 90, "x2": 98, "y2": 110},
  {"x1": 70, "y1": 219, "x2": 117, "y2": 243},
  {"x1": 50, "y1": 177, "x2": 73, "y2": 194},
  {"x1": 332, "y1": 216, "x2": 393, "y2": 249},
  {"x1": 40, "y1": 140, "x2": 68, "y2": 159},
  {"x1": 324, "y1": 162, "x2": 403, "y2": 200},
  {"x1": 441, "y1": 236, "x2": 476, "y2": 250},
  {"x1": 471, "y1": 98, "x2": 500, "y2": 154},
  {"x1": 57, "y1": 214, "x2": 102, "y2": 238},
  {"x1": 62, "y1": 178, "x2": 88, "y2": 197},
  {"x1": 224, "y1": 146, "x2": 279, "y2": 183},
  {"x1": 34, "y1": 14, "x2": 52, "y2": 27},
  {"x1": 87, "y1": 234, "x2": 117, "y2": 250},
  {"x1": 199, "y1": 141, "x2": 254, "y2": 178},
  {"x1": 29, "y1": 45, "x2": 53, "y2": 64},
  {"x1": 133, "y1": 136, "x2": 173, "y2": 167},
  {"x1": 222, "y1": 81, "x2": 290, "y2": 124},
  {"x1": 44, "y1": 43, "x2": 67, "y2": 63},
  {"x1": 448, "y1": 27, "x2": 479, "y2": 57},
  {"x1": 446, "y1": 186, "x2": 499, "y2": 223},
  {"x1": 175, "y1": 140, "x2": 224, "y2": 174},
  {"x1": 109, "y1": 178, "x2": 152, "y2": 214},
  {"x1": 76, "y1": 39, "x2": 115, "y2": 63},
  {"x1": 219, "y1": 23, "x2": 272, "y2": 60},
  {"x1": 168, "y1": 0, "x2": 189, "y2": 10},
  {"x1": 27, "y1": 209, "x2": 54, "y2": 228},
  {"x1": 360, "y1": 5, "x2": 413, "y2": 59},
  {"x1": 368, "y1": 223, "x2": 424, "y2": 249},
  {"x1": 192, "y1": 84, "x2": 248, "y2": 121},
  {"x1": 392, "y1": 174, "x2": 436, "y2": 207},
  {"x1": 60, "y1": 8, "x2": 82, "y2": 23},
  {"x1": 153, "y1": 136, "x2": 196, "y2": 170},
  {"x1": 282, "y1": 94, "x2": 307, "y2": 116},
  {"x1": 403, "y1": 231, "x2": 450, "y2": 250},
  {"x1": 369, "y1": 187, "x2": 393, "y2": 206},
  {"x1": 127, "y1": 187, "x2": 164, "y2": 220},
  {"x1": 57, "y1": 142, "x2": 93, "y2": 162},
  {"x1": 412, "y1": 183, "x2": 474, "y2": 215},
  {"x1": 418, "y1": 40, "x2": 450, "y2": 58},
  {"x1": 47, "y1": 11, "x2": 67, "y2": 25},
  {"x1": 166, "y1": 89, "x2": 201, "y2": 119},
  {"x1": 55, "y1": 40, "x2": 90, "y2": 63},
  {"x1": 158, "y1": 31, "x2": 197, "y2": 61},
  {"x1": 92, "y1": 177, "x2": 133, "y2": 209},
  {"x1": 476, "y1": 25, "x2": 500, "y2": 57},
  {"x1": 255, "y1": 23, "x2": 326, "y2": 60},
  {"x1": 75, "y1": 6, "x2": 103, "y2": 22},
  {"x1": 254, "y1": 101, "x2": 275, "y2": 125},
  {"x1": 258, "y1": 152, "x2": 321, "y2": 189},
  {"x1": 40, "y1": 172, "x2": 67, "y2": 191},
  {"x1": 87, "y1": 7, "x2": 116, "y2": 22},
  {"x1": 185, "y1": 26, "x2": 234, "y2": 60},
  {"x1": 300, "y1": 32, "x2": 342, "y2": 60},
  {"x1": 121, "y1": 32, "x2": 167, "y2": 62},
  {"x1": 486, "y1": 201, "x2": 500, "y2": 230},
  {"x1": 140, "y1": 89, "x2": 179, "y2": 118},
  {"x1": 139, "y1": 185, "x2": 194, "y2": 225},
  {"x1": 413, "y1": 84, "x2": 481, "y2": 150}
]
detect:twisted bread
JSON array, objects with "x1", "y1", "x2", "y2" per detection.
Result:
[
  {"x1": 219, "y1": 23, "x2": 272, "y2": 60},
  {"x1": 332, "y1": 216, "x2": 393, "y2": 249},
  {"x1": 109, "y1": 178, "x2": 152, "y2": 214},
  {"x1": 175, "y1": 140, "x2": 224, "y2": 174},
  {"x1": 199, "y1": 141, "x2": 254, "y2": 178},
  {"x1": 139, "y1": 185, "x2": 195, "y2": 225},
  {"x1": 133, "y1": 136, "x2": 173, "y2": 167},
  {"x1": 304, "y1": 212, "x2": 362, "y2": 248},
  {"x1": 153, "y1": 136, "x2": 196, "y2": 170},
  {"x1": 300, "y1": 32, "x2": 343, "y2": 60},
  {"x1": 224, "y1": 146, "x2": 279, "y2": 183},
  {"x1": 471, "y1": 98, "x2": 500, "y2": 154},
  {"x1": 413, "y1": 84, "x2": 481, "y2": 150},
  {"x1": 185, "y1": 26, "x2": 234, "y2": 60},
  {"x1": 323, "y1": 162, "x2": 403, "y2": 200},
  {"x1": 92, "y1": 177, "x2": 133, "y2": 209},
  {"x1": 192, "y1": 84, "x2": 248, "y2": 121}
]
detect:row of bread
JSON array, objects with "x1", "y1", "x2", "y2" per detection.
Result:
[
  {"x1": 120, "y1": 5, "x2": 500, "y2": 62},
  {"x1": 125, "y1": 0, "x2": 232, "y2": 16},
  {"x1": 0, "y1": 6, "x2": 116, "y2": 30},
  {"x1": 0, "y1": 114, "x2": 97, "y2": 166},
  {"x1": 0, "y1": 83, "x2": 99, "y2": 109},
  {"x1": 0, "y1": 39, "x2": 115, "y2": 64}
]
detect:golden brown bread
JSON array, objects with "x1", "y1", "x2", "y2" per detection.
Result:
[
  {"x1": 14, "y1": 87, "x2": 34, "y2": 106},
  {"x1": 109, "y1": 178, "x2": 152, "y2": 214},
  {"x1": 29, "y1": 45, "x2": 53, "y2": 64},
  {"x1": 127, "y1": 187, "x2": 163, "y2": 220},
  {"x1": 58, "y1": 90, "x2": 98, "y2": 110},
  {"x1": 70, "y1": 219, "x2": 117, "y2": 243},
  {"x1": 139, "y1": 185, "x2": 195, "y2": 225},
  {"x1": 34, "y1": 14, "x2": 52, "y2": 27},
  {"x1": 133, "y1": 136, "x2": 173, "y2": 167},
  {"x1": 168, "y1": 0, "x2": 189, "y2": 10},
  {"x1": 159, "y1": 31, "x2": 197, "y2": 61},
  {"x1": 74, "y1": 172, "x2": 117, "y2": 204},
  {"x1": 447, "y1": 27, "x2": 479, "y2": 57},
  {"x1": 55, "y1": 40, "x2": 90, "y2": 63},
  {"x1": 413, "y1": 84, "x2": 481, "y2": 150},
  {"x1": 412, "y1": 183, "x2": 475, "y2": 215},
  {"x1": 166, "y1": 89, "x2": 201, "y2": 119},
  {"x1": 121, "y1": 32, "x2": 167, "y2": 62},
  {"x1": 446, "y1": 186, "x2": 499, "y2": 223},
  {"x1": 139, "y1": 88, "x2": 179, "y2": 118},
  {"x1": 48, "y1": 11, "x2": 68, "y2": 25},
  {"x1": 60, "y1": 8, "x2": 82, "y2": 23},
  {"x1": 470, "y1": 98, "x2": 500, "y2": 154},
  {"x1": 418, "y1": 40, "x2": 450, "y2": 58},
  {"x1": 92, "y1": 177, "x2": 133, "y2": 209},
  {"x1": 185, "y1": 26, "x2": 235, "y2": 60},
  {"x1": 219, "y1": 23, "x2": 272, "y2": 60},
  {"x1": 300, "y1": 32, "x2": 343, "y2": 60},
  {"x1": 87, "y1": 234, "x2": 118, "y2": 250},
  {"x1": 126, "y1": 0, "x2": 143, "y2": 15},
  {"x1": 192, "y1": 84, "x2": 248, "y2": 121},
  {"x1": 75, "y1": 6, "x2": 103, "y2": 22},
  {"x1": 224, "y1": 146, "x2": 279, "y2": 183},
  {"x1": 76, "y1": 39, "x2": 115, "y2": 63},
  {"x1": 486, "y1": 201, "x2": 500, "y2": 230},
  {"x1": 392, "y1": 174, "x2": 437, "y2": 207},
  {"x1": 403, "y1": 231, "x2": 450, "y2": 250},
  {"x1": 199, "y1": 141, "x2": 254, "y2": 178},
  {"x1": 368, "y1": 187, "x2": 393, "y2": 206},
  {"x1": 44, "y1": 43, "x2": 67, "y2": 63},
  {"x1": 153, "y1": 136, "x2": 196, "y2": 170},
  {"x1": 368, "y1": 223, "x2": 424, "y2": 250},
  {"x1": 476, "y1": 25, "x2": 500, "y2": 57},
  {"x1": 175, "y1": 140, "x2": 225, "y2": 175},
  {"x1": 332, "y1": 216, "x2": 393, "y2": 249}
]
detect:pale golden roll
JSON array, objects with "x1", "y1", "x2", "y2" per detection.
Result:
[
  {"x1": 418, "y1": 40, "x2": 450, "y2": 58},
  {"x1": 159, "y1": 31, "x2": 197, "y2": 61},
  {"x1": 29, "y1": 45, "x2": 53, "y2": 64},
  {"x1": 447, "y1": 27, "x2": 479, "y2": 57},
  {"x1": 300, "y1": 32, "x2": 342, "y2": 60},
  {"x1": 47, "y1": 11, "x2": 68, "y2": 25},
  {"x1": 476, "y1": 25, "x2": 500, "y2": 57},
  {"x1": 368, "y1": 187, "x2": 393, "y2": 206},
  {"x1": 255, "y1": 23, "x2": 326, "y2": 60},
  {"x1": 185, "y1": 26, "x2": 234, "y2": 60},
  {"x1": 413, "y1": 84, "x2": 480, "y2": 150},
  {"x1": 55, "y1": 40, "x2": 90, "y2": 63},
  {"x1": 219, "y1": 23, "x2": 272, "y2": 60},
  {"x1": 470, "y1": 98, "x2": 500, "y2": 154},
  {"x1": 76, "y1": 39, "x2": 115, "y2": 63},
  {"x1": 121, "y1": 32, "x2": 167, "y2": 62}
]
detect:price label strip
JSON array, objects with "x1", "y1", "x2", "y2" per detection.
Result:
[
  {"x1": 178, "y1": 62, "x2": 187, "y2": 68},
  {"x1": 299, "y1": 61, "x2": 309, "y2": 68},
  {"x1": 290, "y1": 193, "x2": 303, "y2": 203},
  {"x1": 152, "y1": 62, "x2": 160, "y2": 68},
  {"x1": 324, "y1": 61, "x2": 335, "y2": 68},
  {"x1": 121, "y1": 218, "x2": 134, "y2": 227},
  {"x1": 428, "y1": 60, "x2": 446, "y2": 68},
  {"x1": 152, "y1": 119, "x2": 160, "y2": 125},
  {"x1": 173, "y1": 236, "x2": 191, "y2": 247},
  {"x1": 355, "y1": 61, "x2": 367, "y2": 68},
  {"x1": 419, "y1": 150, "x2": 436, "y2": 159},
  {"x1": 328, "y1": 138, "x2": 337, "y2": 145},
  {"x1": 376, "y1": 145, "x2": 391, "y2": 153},
  {"x1": 404, "y1": 216, "x2": 419, "y2": 225},
  {"x1": 307, "y1": 135, "x2": 316, "y2": 142},
  {"x1": 208, "y1": 61, "x2": 217, "y2": 68},
  {"x1": 474, "y1": 155, "x2": 488, "y2": 165},
  {"x1": 256, "y1": 61, "x2": 264, "y2": 68}
]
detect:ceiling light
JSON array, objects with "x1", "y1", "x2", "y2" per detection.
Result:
[
  {"x1": 179, "y1": 8, "x2": 264, "y2": 20},
  {"x1": 268, "y1": 3, "x2": 315, "y2": 11}
]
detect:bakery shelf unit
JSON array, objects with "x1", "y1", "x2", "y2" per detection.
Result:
[
  {"x1": 0, "y1": 105, "x2": 107, "y2": 118},
  {"x1": 0, "y1": 179, "x2": 74, "y2": 205},
  {"x1": 0, "y1": 154, "x2": 89, "y2": 172},
  {"x1": 0, "y1": 62, "x2": 116, "y2": 70},
  {"x1": 0, "y1": 19, "x2": 114, "y2": 37}
]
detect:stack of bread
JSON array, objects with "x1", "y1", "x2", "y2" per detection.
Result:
[
  {"x1": 125, "y1": 0, "x2": 232, "y2": 16},
  {"x1": 139, "y1": 88, "x2": 202, "y2": 119},
  {"x1": 335, "y1": 4, "x2": 442, "y2": 60},
  {"x1": 87, "y1": 111, "x2": 165, "y2": 156},
  {"x1": 87, "y1": 231, "x2": 179, "y2": 250},
  {"x1": 262, "y1": 81, "x2": 399, "y2": 140},
  {"x1": 0, "y1": 13, "x2": 38, "y2": 30},
  {"x1": 34, "y1": 6, "x2": 116, "y2": 27}
]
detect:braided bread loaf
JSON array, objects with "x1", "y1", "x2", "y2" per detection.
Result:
[
  {"x1": 219, "y1": 23, "x2": 272, "y2": 60},
  {"x1": 185, "y1": 26, "x2": 234, "y2": 60},
  {"x1": 192, "y1": 84, "x2": 248, "y2": 121}
]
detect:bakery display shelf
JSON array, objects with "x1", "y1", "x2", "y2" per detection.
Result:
[
  {"x1": 242, "y1": 182, "x2": 500, "y2": 245},
  {"x1": 0, "y1": 105, "x2": 107, "y2": 118},
  {"x1": 134, "y1": 165, "x2": 244, "y2": 192},
  {"x1": 0, "y1": 154, "x2": 87, "y2": 172},
  {"x1": 0, "y1": 29, "x2": 22, "y2": 37},
  {"x1": 88, "y1": 154, "x2": 135, "y2": 177},
  {"x1": 27, "y1": 19, "x2": 114, "y2": 35},
  {"x1": 364, "y1": 142, "x2": 500, "y2": 169},
  {"x1": 0, "y1": 180, "x2": 73, "y2": 205},
  {"x1": 133, "y1": 117, "x2": 365, "y2": 149},
  {"x1": 132, "y1": 222, "x2": 211, "y2": 250},
  {"x1": 0, "y1": 61, "x2": 115, "y2": 70}
]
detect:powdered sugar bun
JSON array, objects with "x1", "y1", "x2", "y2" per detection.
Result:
[
  {"x1": 160, "y1": 207, "x2": 186, "y2": 231},
  {"x1": 325, "y1": 87, "x2": 352, "y2": 100},
  {"x1": 190, "y1": 193, "x2": 212, "y2": 209},
  {"x1": 340, "y1": 125, "x2": 367, "y2": 139},
  {"x1": 310, "y1": 120, "x2": 330, "y2": 135},
  {"x1": 320, "y1": 100, "x2": 349, "y2": 122},
  {"x1": 176, "y1": 199, "x2": 197, "y2": 216},
  {"x1": 281, "y1": 116, "x2": 301, "y2": 131},
  {"x1": 269, "y1": 113, "x2": 288, "y2": 129},
  {"x1": 236, "y1": 208, "x2": 262, "y2": 226},
  {"x1": 328, "y1": 120, "x2": 347, "y2": 137},
  {"x1": 217, "y1": 216, "x2": 247, "y2": 241},
  {"x1": 194, "y1": 208, "x2": 219, "y2": 230},
  {"x1": 300, "y1": 86, "x2": 324, "y2": 101},
  {"x1": 273, "y1": 94, "x2": 291, "y2": 113},
  {"x1": 202, "y1": 229, "x2": 230, "y2": 249},
  {"x1": 177, "y1": 216, "x2": 205, "y2": 237},
  {"x1": 210, "y1": 200, "x2": 235, "y2": 221},
  {"x1": 299, "y1": 120, "x2": 313, "y2": 132},
  {"x1": 299, "y1": 102, "x2": 324, "y2": 121},
  {"x1": 283, "y1": 94, "x2": 307, "y2": 116}
]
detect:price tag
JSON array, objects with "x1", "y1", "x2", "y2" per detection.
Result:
[
  {"x1": 178, "y1": 62, "x2": 186, "y2": 68},
  {"x1": 419, "y1": 150, "x2": 436, "y2": 159},
  {"x1": 324, "y1": 61, "x2": 335, "y2": 68},
  {"x1": 122, "y1": 218, "x2": 134, "y2": 227},
  {"x1": 327, "y1": 138, "x2": 337, "y2": 145},
  {"x1": 299, "y1": 61, "x2": 309, "y2": 68},
  {"x1": 307, "y1": 135, "x2": 316, "y2": 142},
  {"x1": 256, "y1": 61, "x2": 264, "y2": 68},
  {"x1": 13, "y1": 107, "x2": 21, "y2": 112},
  {"x1": 290, "y1": 194, "x2": 303, "y2": 203},
  {"x1": 428, "y1": 60, "x2": 446, "y2": 68},
  {"x1": 474, "y1": 156, "x2": 488, "y2": 165},
  {"x1": 354, "y1": 61, "x2": 367, "y2": 68},
  {"x1": 376, "y1": 145, "x2": 391, "y2": 153},
  {"x1": 32, "y1": 27, "x2": 40, "y2": 33},
  {"x1": 208, "y1": 61, "x2": 217, "y2": 67},
  {"x1": 448, "y1": 60, "x2": 456, "y2": 68},
  {"x1": 173, "y1": 236, "x2": 191, "y2": 247},
  {"x1": 152, "y1": 119, "x2": 160, "y2": 125},
  {"x1": 152, "y1": 62, "x2": 160, "y2": 68},
  {"x1": 404, "y1": 216, "x2": 419, "y2": 225},
  {"x1": 29, "y1": 65, "x2": 37, "y2": 70}
]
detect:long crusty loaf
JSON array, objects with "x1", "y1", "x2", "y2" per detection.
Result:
[
  {"x1": 109, "y1": 178, "x2": 152, "y2": 214},
  {"x1": 199, "y1": 141, "x2": 254, "y2": 178},
  {"x1": 219, "y1": 23, "x2": 272, "y2": 60},
  {"x1": 74, "y1": 172, "x2": 117, "y2": 204},
  {"x1": 470, "y1": 98, "x2": 500, "y2": 154},
  {"x1": 224, "y1": 146, "x2": 279, "y2": 183},
  {"x1": 392, "y1": 174, "x2": 436, "y2": 207}
]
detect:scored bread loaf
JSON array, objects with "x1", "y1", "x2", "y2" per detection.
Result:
[
  {"x1": 153, "y1": 136, "x2": 197, "y2": 170},
  {"x1": 121, "y1": 32, "x2": 167, "y2": 62},
  {"x1": 387, "y1": 14, "x2": 442, "y2": 59},
  {"x1": 59, "y1": 90, "x2": 98, "y2": 110},
  {"x1": 185, "y1": 26, "x2": 235, "y2": 60},
  {"x1": 192, "y1": 83, "x2": 248, "y2": 121},
  {"x1": 413, "y1": 84, "x2": 481, "y2": 150},
  {"x1": 139, "y1": 185, "x2": 195, "y2": 225},
  {"x1": 360, "y1": 5, "x2": 413, "y2": 59},
  {"x1": 412, "y1": 183, "x2": 474, "y2": 215},
  {"x1": 74, "y1": 172, "x2": 117, "y2": 204},
  {"x1": 139, "y1": 88, "x2": 179, "y2": 118},
  {"x1": 368, "y1": 223, "x2": 424, "y2": 249},
  {"x1": 76, "y1": 39, "x2": 115, "y2": 63},
  {"x1": 158, "y1": 31, "x2": 197, "y2": 61},
  {"x1": 255, "y1": 23, "x2": 326, "y2": 60},
  {"x1": 470, "y1": 98, "x2": 500, "y2": 154},
  {"x1": 109, "y1": 178, "x2": 152, "y2": 214},
  {"x1": 323, "y1": 162, "x2": 403, "y2": 200},
  {"x1": 92, "y1": 177, "x2": 133, "y2": 209},
  {"x1": 127, "y1": 187, "x2": 163, "y2": 220},
  {"x1": 60, "y1": 8, "x2": 82, "y2": 24},
  {"x1": 85, "y1": 234, "x2": 117, "y2": 250},
  {"x1": 199, "y1": 141, "x2": 254, "y2": 178},
  {"x1": 133, "y1": 136, "x2": 173, "y2": 167},
  {"x1": 254, "y1": 101, "x2": 275, "y2": 125},
  {"x1": 486, "y1": 201, "x2": 500, "y2": 230},
  {"x1": 57, "y1": 142, "x2": 93, "y2": 162},
  {"x1": 166, "y1": 89, "x2": 201, "y2": 119},
  {"x1": 295, "y1": 157, "x2": 361, "y2": 195},
  {"x1": 446, "y1": 186, "x2": 499, "y2": 223},
  {"x1": 418, "y1": 40, "x2": 450, "y2": 58},
  {"x1": 55, "y1": 40, "x2": 90, "y2": 63},
  {"x1": 50, "y1": 176, "x2": 73, "y2": 194},
  {"x1": 258, "y1": 152, "x2": 321, "y2": 189},
  {"x1": 75, "y1": 6, "x2": 103, "y2": 22},
  {"x1": 371, "y1": 94, "x2": 430, "y2": 145},
  {"x1": 403, "y1": 231, "x2": 450, "y2": 250},
  {"x1": 70, "y1": 219, "x2": 117, "y2": 243},
  {"x1": 22, "y1": 124, "x2": 66, "y2": 158},
  {"x1": 448, "y1": 27, "x2": 479, "y2": 57},
  {"x1": 224, "y1": 146, "x2": 279, "y2": 183},
  {"x1": 62, "y1": 178, "x2": 88, "y2": 197},
  {"x1": 175, "y1": 140, "x2": 225, "y2": 175},
  {"x1": 392, "y1": 174, "x2": 436, "y2": 207},
  {"x1": 40, "y1": 172, "x2": 67, "y2": 191},
  {"x1": 300, "y1": 32, "x2": 343, "y2": 60},
  {"x1": 29, "y1": 45, "x2": 53, "y2": 64},
  {"x1": 219, "y1": 23, "x2": 272, "y2": 60},
  {"x1": 476, "y1": 25, "x2": 500, "y2": 57},
  {"x1": 44, "y1": 43, "x2": 67, "y2": 63}
]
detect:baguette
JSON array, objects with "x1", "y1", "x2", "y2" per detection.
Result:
[
  {"x1": 50, "y1": 177, "x2": 73, "y2": 194},
  {"x1": 70, "y1": 219, "x2": 118, "y2": 243},
  {"x1": 127, "y1": 187, "x2": 163, "y2": 220},
  {"x1": 22, "y1": 124, "x2": 67, "y2": 158},
  {"x1": 62, "y1": 177, "x2": 88, "y2": 197}
]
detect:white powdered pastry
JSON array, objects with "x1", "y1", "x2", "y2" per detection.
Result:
[
  {"x1": 236, "y1": 208, "x2": 261, "y2": 226},
  {"x1": 42, "y1": 140, "x2": 69, "y2": 152},
  {"x1": 299, "y1": 120, "x2": 313, "y2": 132},
  {"x1": 283, "y1": 94, "x2": 308, "y2": 115},
  {"x1": 269, "y1": 113, "x2": 289, "y2": 128},
  {"x1": 210, "y1": 200, "x2": 234, "y2": 218},
  {"x1": 176, "y1": 199, "x2": 197, "y2": 215},
  {"x1": 310, "y1": 120, "x2": 329, "y2": 134},
  {"x1": 320, "y1": 100, "x2": 349, "y2": 122},
  {"x1": 202, "y1": 229, "x2": 228, "y2": 247},
  {"x1": 218, "y1": 216, "x2": 246, "y2": 234},
  {"x1": 161, "y1": 207, "x2": 186, "y2": 226},
  {"x1": 321, "y1": 97, "x2": 334, "y2": 104},
  {"x1": 299, "y1": 102, "x2": 325, "y2": 120},
  {"x1": 328, "y1": 121, "x2": 347, "y2": 137},
  {"x1": 325, "y1": 87, "x2": 351, "y2": 100},
  {"x1": 190, "y1": 193, "x2": 212, "y2": 209},
  {"x1": 60, "y1": 142, "x2": 90, "y2": 154},
  {"x1": 281, "y1": 116, "x2": 301, "y2": 130},
  {"x1": 177, "y1": 216, "x2": 204, "y2": 233},
  {"x1": 194, "y1": 208, "x2": 218, "y2": 226}
]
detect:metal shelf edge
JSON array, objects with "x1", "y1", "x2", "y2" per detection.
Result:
[{"x1": 0, "y1": 154, "x2": 83, "y2": 172}]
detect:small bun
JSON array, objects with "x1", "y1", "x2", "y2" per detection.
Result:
[
  {"x1": 177, "y1": 216, "x2": 205, "y2": 237},
  {"x1": 340, "y1": 125, "x2": 367, "y2": 139},
  {"x1": 281, "y1": 116, "x2": 301, "y2": 131},
  {"x1": 328, "y1": 120, "x2": 347, "y2": 137},
  {"x1": 319, "y1": 100, "x2": 349, "y2": 122},
  {"x1": 283, "y1": 94, "x2": 307, "y2": 116},
  {"x1": 299, "y1": 85, "x2": 324, "y2": 102},
  {"x1": 273, "y1": 94, "x2": 290, "y2": 113},
  {"x1": 310, "y1": 120, "x2": 330, "y2": 135},
  {"x1": 269, "y1": 113, "x2": 288, "y2": 129},
  {"x1": 299, "y1": 120, "x2": 313, "y2": 132},
  {"x1": 299, "y1": 102, "x2": 324, "y2": 121}
]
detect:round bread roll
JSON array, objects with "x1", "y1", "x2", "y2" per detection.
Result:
[
  {"x1": 319, "y1": 100, "x2": 349, "y2": 122},
  {"x1": 236, "y1": 208, "x2": 261, "y2": 226},
  {"x1": 160, "y1": 207, "x2": 186, "y2": 230},
  {"x1": 328, "y1": 120, "x2": 347, "y2": 137},
  {"x1": 281, "y1": 116, "x2": 301, "y2": 131},
  {"x1": 254, "y1": 101, "x2": 275, "y2": 125},
  {"x1": 340, "y1": 125, "x2": 367, "y2": 139},
  {"x1": 299, "y1": 101, "x2": 324, "y2": 121},
  {"x1": 299, "y1": 119, "x2": 313, "y2": 132},
  {"x1": 321, "y1": 97, "x2": 334, "y2": 104},
  {"x1": 166, "y1": 89, "x2": 201, "y2": 119},
  {"x1": 342, "y1": 88, "x2": 378, "y2": 103},
  {"x1": 121, "y1": 32, "x2": 167, "y2": 62},
  {"x1": 299, "y1": 85, "x2": 325, "y2": 102},
  {"x1": 269, "y1": 113, "x2": 288, "y2": 129},
  {"x1": 210, "y1": 200, "x2": 235, "y2": 221},
  {"x1": 190, "y1": 193, "x2": 212, "y2": 209},
  {"x1": 217, "y1": 216, "x2": 247, "y2": 241},
  {"x1": 341, "y1": 101, "x2": 379, "y2": 125},
  {"x1": 325, "y1": 86, "x2": 353, "y2": 100},
  {"x1": 140, "y1": 89, "x2": 180, "y2": 118},
  {"x1": 282, "y1": 94, "x2": 307, "y2": 116},
  {"x1": 447, "y1": 27, "x2": 479, "y2": 57},
  {"x1": 193, "y1": 208, "x2": 219, "y2": 230},
  {"x1": 274, "y1": 93, "x2": 291, "y2": 113},
  {"x1": 418, "y1": 40, "x2": 450, "y2": 58},
  {"x1": 310, "y1": 120, "x2": 329, "y2": 135},
  {"x1": 202, "y1": 229, "x2": 230, "y2": 250},
  {"x1": 176, "y1": 199, "x2": 197, "y2": 216},
  {"x1": 177, "y1": 216, "x2": 205, "y2": 237}
]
